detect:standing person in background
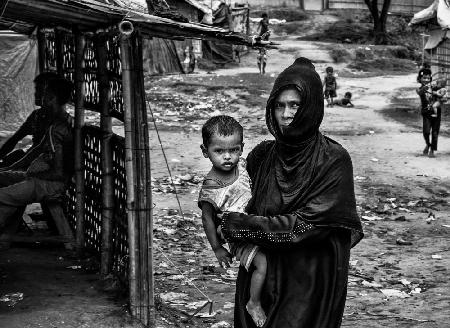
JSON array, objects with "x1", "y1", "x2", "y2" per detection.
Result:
[
  {"x1": 256, "y1": 13, "x2": 270, "y2": 75},
  {"x1": 257, "y1": 13, "x2": 269, "y2": 40},
  {"x1": 417, "y1": 69, "x2": 442, "y2": 157},
  {"x1": 323, "y1": 66, "x2": 337, "y2": 107}
]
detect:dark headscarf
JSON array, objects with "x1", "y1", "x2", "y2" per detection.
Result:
[{"x1": 246, "y1": 57, "x2": 363, "y2": 246}]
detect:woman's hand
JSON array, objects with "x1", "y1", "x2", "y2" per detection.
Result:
[{"x1": 214, "y1": 246, "x2": 232, "y2": 269}]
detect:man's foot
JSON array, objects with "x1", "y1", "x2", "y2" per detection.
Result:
[
  {"x1": 428, "y1": 149, "x2": 435, "y2": 158},
  {"x1": 246, "y1": 301, "x2": 266, "y2": 327},
  {"x1": 423, "y1": 146, "x2": 429, "y2": 155}
]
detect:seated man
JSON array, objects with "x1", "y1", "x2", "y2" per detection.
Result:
[
  {"x1": 0, "y1": 74, "x2": 74, "y2": 243},
  {"x1": 0, "y1": 72, "x2": 61, "y2": 168}
]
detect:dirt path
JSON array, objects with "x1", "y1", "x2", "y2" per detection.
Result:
[{"x1": 1, "y1": 38, "x2": 449, "y2": 327}]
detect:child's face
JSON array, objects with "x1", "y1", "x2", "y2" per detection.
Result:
[
  {"x1": 345, "y1": 94, "x2": 351, "y2": 99},
  {"x1": 420, "y1": 74, "x2": 431, "y2": 85},
  {"x1": 327, "y1": 70, "x2": 333, "y2": 76},
  {"x1": 202, "y1": 132, "x2": 243, "y2": 172}
]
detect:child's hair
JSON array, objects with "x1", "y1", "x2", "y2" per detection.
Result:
[
  {"x1": 261, "y1": 12, "x2": 268, "y2": 19},
  {"x1": 326, "y1": 66, "x2": 334, "y2": 73},
  {"x1": 418, "y1": 68, "x2": 432, "y2": 81},
  {"x1": 202, "y1": 115, "x2": 243, "y2": 147},
  {"x1": 344, "y1": 91, "x2": 352, "y2": 98}
]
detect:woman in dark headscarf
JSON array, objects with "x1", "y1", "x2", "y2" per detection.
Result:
[{"x1": 220, "y1": 57, "x2": 363, "y2": 328}]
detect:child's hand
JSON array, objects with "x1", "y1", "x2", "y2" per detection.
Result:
[{"x1": 214, "y1": 246, "x2": 232, "y2": 269}]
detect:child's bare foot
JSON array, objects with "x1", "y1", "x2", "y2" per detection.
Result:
[{"x1": 246, "y1": 301, "x2": 266, "y2": 327}]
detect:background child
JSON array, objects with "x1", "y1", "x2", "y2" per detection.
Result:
[
  {"x1": 198, "y1": 115, "x2": 267, "y2": 328},
  {"x1": 335, "y1": 91, "x2": 354, "y2": 107},
  {"x1": 323, "y1": 66, "x2": 337, "y2": 107}
]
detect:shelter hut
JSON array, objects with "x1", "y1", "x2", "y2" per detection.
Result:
[
  {"x1": 410, "y1": 0, "x2": 450, "y2": 88},
  {"x1": 0, "y1": 0, "x2": 271, "y2": 325}
]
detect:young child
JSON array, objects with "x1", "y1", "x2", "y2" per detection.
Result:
[
  {"x1": 334, "y1": 91, "x2": 354, "y2": 107},
  {"x1": 430, "y1": 79, "x2": 447, "y2": 118},
  {"x1": 417, "y1": 62, "x2": 431, "y2": 83},
  {"x1": 323, "y1": 66, "x2": 337, "y2": 107},
  {"x1": 198, "y1": 115, "x2": 267, "y2": 328}
]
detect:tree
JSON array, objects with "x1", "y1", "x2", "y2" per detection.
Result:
[
  {"x1": 145, "y1": 0, "x2": 170, "y2": 15},
  {"x1": 364, "y1": 0, "x2": 391, "y2": 44}
]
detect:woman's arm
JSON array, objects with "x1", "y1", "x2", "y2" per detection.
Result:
[{"x1": 221, "y1": 211, "x2": 330, "y2": 249}]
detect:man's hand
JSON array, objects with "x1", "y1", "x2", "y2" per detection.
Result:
[{"x1": 214, "y1": 246, "x2": 232, "y2": 269}]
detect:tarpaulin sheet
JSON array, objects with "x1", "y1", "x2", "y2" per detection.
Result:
[
  {"x1": 424, "y1": 28, "x2": 447, "y2": 49},
  {"x1": 202, "y1": 3, "x2": 234, "y2": 65},
  {"x1": 143, "y1": 37, "x2": 194, "y2": 75},
  {"x1": 0, "y1": 32, "x2": 37, "y2": 124}
]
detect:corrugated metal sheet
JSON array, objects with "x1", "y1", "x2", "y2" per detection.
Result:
[{"x1": 328, "y1": 0, "x2": 434, "y2": 14}]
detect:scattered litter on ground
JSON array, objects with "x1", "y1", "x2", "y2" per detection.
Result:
[
  {"x1": 380, "y1": 289, "x2": 410, "y2": 298},
  {"x1": 0, "y1": 292, "x2": 24, "y2": 307},
  {"x1": 396, "y1": 238, "x2": 412, "y2": 246},
  {"x1": 210, "y1": 321, "x2": 232, "y2": 328}
]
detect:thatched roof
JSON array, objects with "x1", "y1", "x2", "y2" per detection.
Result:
[{"x1": 0, "y1": 0, "x2": 272, "y2": 47}]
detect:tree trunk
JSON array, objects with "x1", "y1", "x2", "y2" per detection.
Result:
[{"x1": 298, "y1": 0, "x2": 304, "y2": 10}]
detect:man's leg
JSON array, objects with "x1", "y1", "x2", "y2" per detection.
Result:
[
  {"x1": 0, "y1": 179, "x2": 38, "y2": 231},
  {"x1": 0, "y1": 170, "x2": 27, "y2": 188}
]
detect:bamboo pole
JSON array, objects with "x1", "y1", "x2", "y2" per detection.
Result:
[
  {"x1": 37, "y1": 29, "x2": 46, "y2": 73},
  {"x1": 55, "y1": 29, "x2": 63, "y2": 75},
  {"x1": 74, "y1": 31, "x2": 86, "y2": 253},
  {"x1": 120, "y1": 29, "x2": 154, "y2": 326},
  {"x1": 120, "y1": 31, "x2": 138, "y2": 322},
  {"x1": 96, "y1": 34, "x2": 115, "y2": 276}
]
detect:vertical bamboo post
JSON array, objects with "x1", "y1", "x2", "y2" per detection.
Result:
[
  {"x1": 55, "y1": 29, "x2": 64, "y2": 75},
  {"x1": 96, "y1": 33, "x2": 115, "y2": 275},
  {"x1": 120, "y1": 28, "x2": 154, "y2": 326},
  {"x1": 37, "y1": 29, "x2": 46, "y2": 73},
  {"x1": 74, "y1": 31, "x2": 86, "y2": 252}
]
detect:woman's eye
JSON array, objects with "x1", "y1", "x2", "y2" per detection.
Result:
[{"x1": 274, "y1": 103, "x2": 283, "y2": 109}]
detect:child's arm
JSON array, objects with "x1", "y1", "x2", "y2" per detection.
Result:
[{"x1": 201, "y1": 202, "x2": 232, "y2": 268}]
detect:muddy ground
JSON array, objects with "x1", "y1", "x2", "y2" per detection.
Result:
[{"x1": 1, "y1": 13, "x2": 450, "y2": 328}]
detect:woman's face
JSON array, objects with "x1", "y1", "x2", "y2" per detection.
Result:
[{"x1": 273, "y1": 88, "x2": 301, "y2": 134}]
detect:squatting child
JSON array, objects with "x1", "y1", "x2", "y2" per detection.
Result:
[
  {"x1": 323, "y1": 66, "x2": 337, "y2": 107},
  {"x1": 198, "y1": 115, "x2": 267, "y2": 328}
]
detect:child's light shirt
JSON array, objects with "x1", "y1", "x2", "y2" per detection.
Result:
[{"x1": 197, "y1": 158, "x2": 252, "y2": 214}]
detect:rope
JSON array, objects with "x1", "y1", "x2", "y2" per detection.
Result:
[
  {"x1": 145, "y1": 96, "x2": 215, "y2": 314},
  {"x1": 146, "y1": 96, "x2": 185, "y2": 220},
  {"x1": 154, "y1": 244, "x2": 211, "y2": 302}
]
